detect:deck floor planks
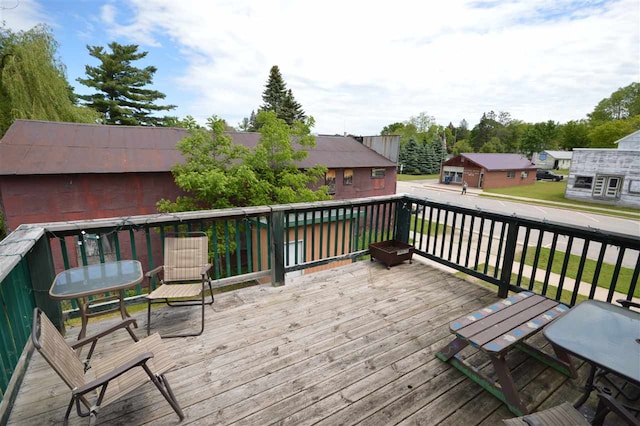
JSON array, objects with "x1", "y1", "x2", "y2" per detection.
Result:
[{"x1": 7, "y1": 260, "x2": 619, "y2": 426}]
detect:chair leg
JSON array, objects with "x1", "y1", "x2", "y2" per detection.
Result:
[
  {"x1": 147, "y1": 299, "x2": 152, "y2": 336},
  {"x1": 142, "y1": 364, "x2": 185, "y2": 421}
]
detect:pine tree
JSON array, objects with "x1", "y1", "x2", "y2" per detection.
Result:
[
  {"x1": 253, "y1": 65, "x2": 306, "y2": 129},
  {"x1": 281, "y1": 89, "x2": 305, "y2": 125},
  {"x1": 77, "y1": 42, "x2": 175, "y2": 126},
  {"x1": 0, "y1": 25, "x2": 97, "y2": 137}
]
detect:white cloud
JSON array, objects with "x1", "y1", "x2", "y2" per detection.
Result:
[
  {"x1": 0, "y1": 0, "x2": 47, "y2": 31},
  {"x1": 20, "y1": 0, "x2": 640, "y2": 134}
]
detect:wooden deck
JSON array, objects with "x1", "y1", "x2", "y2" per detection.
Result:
[{"x1": 7, "y1": 260, "x2": 625, "y2": 425}]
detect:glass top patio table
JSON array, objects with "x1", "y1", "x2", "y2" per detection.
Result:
[
  {"x1": 49, "y1": 260, "x2": 143, "y2": 299},
  {"x1": 543, "y1": 299, "x2": 640, "y2": 385}
]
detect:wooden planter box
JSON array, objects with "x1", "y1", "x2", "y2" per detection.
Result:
[{"x1": 369, "y1": 240, "x2": 414, "y2": 269}]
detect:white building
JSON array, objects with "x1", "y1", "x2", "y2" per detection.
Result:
[
  {"x1": 564, "y1": 130, "x2": 640, "y2": 208},
  {"x1": 531, "y1": 150, "x2": 573, "y2": 170}
]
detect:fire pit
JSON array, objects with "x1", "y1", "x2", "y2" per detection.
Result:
[{"x1": 369, "y1": 240, "x2": 414, "y2": 269}]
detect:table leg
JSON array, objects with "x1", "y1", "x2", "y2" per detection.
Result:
[
  {"x1": 435, "y1": 336, "x2": 469, "y2": 362},
  {"x1": 118, "y1": 290, "x2": 137, "y2": 328},
  {"x1": 491, "y1": 354, "x2": 529, "y2": 415},
  {"x1": 76, "y1": 297, "x2": 89, "y2": 340},
  {"x1": 574, "y1": 364, "x2": 598, "y2": 408}
]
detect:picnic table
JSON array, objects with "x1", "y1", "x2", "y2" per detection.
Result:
[{"x1": 436, "y1": 291, "x2": 574, "y2": 416}]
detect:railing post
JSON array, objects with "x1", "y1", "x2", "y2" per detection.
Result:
[
  {"x1": 27, "y1": 236, "x2": 63, "y2": 331},
  {"x1": 395, "y1": 199, "x2": 412, "y2": 244},
  {"x1": 270, "y1": 209, "x2": 285, "y2": 287},
  {"x1": 498, "y1": 219, "x2": 519, "y2": 298}
]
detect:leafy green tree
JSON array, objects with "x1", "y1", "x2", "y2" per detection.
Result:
[
  {"x1": 587, "y1": 115, "x2": 640, "y2": 148},
  {"x1": 451, "y1": 139, "x2": 473, "y2": 156},
  {"x1": 77, "y1": 42, "x2": 175, "y2": 126},
  {"x1": 0, "y1": 25, "x2": 97, "y2": 137},
  {"x1": 470, "y1": 112, "x2": 500, "y2": 152},
  {"x1": 589, "y1": 82, "x2": 640, "y2": 122},
  {"x1": 479, "y1": 137, "x2": 506, "y2": 153},
  {"x1": 158, "y1": 111, "x2": 329, "y2": 212},
  {"x1": 381, "y1": 122, "x2": 404, "y2": 135},
  {"x1": 559, "y1": 120, "x2": 589, "y2": 150}
]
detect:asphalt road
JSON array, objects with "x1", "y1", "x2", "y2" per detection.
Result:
[{"x1": 397, "y1": 180, "x2": 640, "y2": 238}]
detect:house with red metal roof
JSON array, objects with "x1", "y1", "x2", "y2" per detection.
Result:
[
  {"x1": 440, "y1": 153, "x2": 537, "y2": 189},
  {"x1": 0, "y1": 120, "x2": 398, "y2": 232}
]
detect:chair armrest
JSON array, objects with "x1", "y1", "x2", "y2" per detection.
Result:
[
  {"x1": 593, "y1": 391, "x2": 640, "y2": 426},
  {"x1": 616, "y1": 299, "x2": 640, "y2": 310},
  {"x1": 145, "y1": 265, "x2": 164, "y2": 279},
  {"x1": 200, "y1": 263, "x2": 212, "y2": 277},
  {"x1": 72, "y1": 352, "x2": 154, "y2": 396},
  {"x1": 71, "y1": 318, "x2": 139, "y2": 350}
]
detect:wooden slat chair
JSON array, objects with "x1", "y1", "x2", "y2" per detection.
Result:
[
  {"x1": 32, "y1": 308, "x2": 184, "y2": 425},
  {"x1": 146, "y1": 232, "x2": 214, "y2": 338},
  {"x1": 502, "y1": 402, "x2": 590, "y2": 425}
]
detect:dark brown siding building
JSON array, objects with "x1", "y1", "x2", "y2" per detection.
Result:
[
  {"x1": 440, "y1": 153, "x2": 537, "y2": 189},
  {"x1": 0, "y1": 120, "x2": 397, "y2": 232}
]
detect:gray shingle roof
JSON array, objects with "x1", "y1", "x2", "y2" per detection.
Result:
[{"x1": 0, "y1": 120, "x2": 395, "y2": 175}]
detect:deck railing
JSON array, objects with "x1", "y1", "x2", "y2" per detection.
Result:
[{"x1": 0, "y1": 194, "x2": 638, "y2": 419}]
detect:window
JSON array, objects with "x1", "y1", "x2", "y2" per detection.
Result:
[
  {"x1": 574, "y1": 176, "x2": 593, "y2": 189},
  {"x1": 325, "y1": 169, "x2": 336, "y2": 194},
  {"x1": 371, "y1": 168, "x2": 385, "y2": 179},
  {"x1": 521, "y1": 171, "x2": 528, "y2": 179},
  {"x1": 343, "y1": 169, "x2": 353, "y2": 185},
  {"x1": 507, "y1": 171, "x2": 515, "y2": 179},
  {"x1": 593, "y1": 175, "x2": 622, "y2": 198},
  {"x1": 443, "y1": 170, "x2": 463, "y2": 183}
]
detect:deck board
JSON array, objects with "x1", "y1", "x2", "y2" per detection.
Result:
[{"x1": 6, "y1": 260, "x2": 629, "y2": 425}]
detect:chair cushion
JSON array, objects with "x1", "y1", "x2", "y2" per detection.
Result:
[
  {"x1": 147, "y1": 283, "x2": 203, "y2": 300},
  {"x1": 163, "y1": 236, "x2": 208, "y2": 282}
]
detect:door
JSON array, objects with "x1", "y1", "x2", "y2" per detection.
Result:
[{"x1": 478, "y1": 172, "x2": 484, "y2": 188}]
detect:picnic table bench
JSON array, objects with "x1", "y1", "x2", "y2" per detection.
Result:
[{"x1": 436, "y1": 291, "x2": 575, "y2": 416}]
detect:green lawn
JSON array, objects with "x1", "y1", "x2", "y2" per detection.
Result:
[
  {"x1": 397, "y1": 173, "x2": 440, "y2": 181},
  {"x1": 518, "y1": 247, "x2": 638, "y2": 298},
  {"x1": 482, "y1": 181, "x2": 640, "y2": 216}
]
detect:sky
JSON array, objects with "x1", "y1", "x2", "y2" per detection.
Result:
[{"x1": 1, "y1": 0, "x2": 639, "y2": 135}]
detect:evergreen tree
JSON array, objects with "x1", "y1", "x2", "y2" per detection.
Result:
[
  {"x1": 0, "y1": 25, "x2": 97, "y2": 137},
  {"x1": 77, "y1": 42, "x2": 175, "y2": 126},
  {"x1": 250, "y1": 65, "x2": 306, "y2": 129},
  {"x1": 281, "y1": 89, "x2": 305, "y2": 125}
]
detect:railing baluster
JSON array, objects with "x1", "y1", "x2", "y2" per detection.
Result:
[
  {"x1": 483, "y1": 220, "x2": 495, "y2": 275},
  {"x1": 341, "y1": 208, "x2": 347, "y2": 255},
  {"x1": 516, "y1": 228, "x2": 531, "y2": 288},
  {"x1": 256, "y1": 218, "x2": 262, "y2": 271},
  {"x1": 304, "y1": 211, "x2": 309, "y2": 262},
  {"x1": 493, "y1": 222, "x2": 507, "y2": 279},
  {"x1": 606, "y1": 246, "x2": 626, "y2": 303},
  {"x1": 556, "y1": 236, "x2": 574, "y2": 300},
  {"x1": 448, "y1": 212, "x2": 457, "y2": 261},
  {"x1": 235, "y1": 219, "x2": 242, "y2": 275},
  {"x1": 418, "y1": 204, "x2": 427, "y2": 252},
  {"x1": 433, "y1": 208, "x2": 441, "y2": 256},
  {"x1": 541, "y1": 233, "x2": 559, "y2": 297},
  {"x1": 145, "y1": 226, "x2": 154, "y2": 290},
  {"x1": 529, "y1": 230, "x2": 545, "y2": 291},
  {"x1": 474, "y1": 218, "x2": 485, "y2": 271},
  {"x1": 212, "y1": 223, "x2": 220, "y2": 279},
  {"x1": 224, "y1": 220, "x2": 231, "y2": 277},
  {"x1": 440, "y1": 209, "x2": 448, "y2": 258},
  {"x1": 456, "y1": 214, "x2": 465, "y2": 264},
  {"x1": 590, "y1": 242, "x2": 608, "y2": 300},
  {"x1": 465, "y1": 216, "x2": 475, "y2": 268},
  {"x1": 294, "y1": 213, "x2": 299, "y2": 265},
  {"x1": 426, "y1": 206, "x2": 434, "y2": 254},
  {"x1": 311, "y1": 210, "x2": 316, "y2": 259},
  {"x1": 571, "y1": 241, "x2": 590, "y2": 306},
  {"x1": 625, "y1": 253, "x2": 640, "y2": 301}
]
